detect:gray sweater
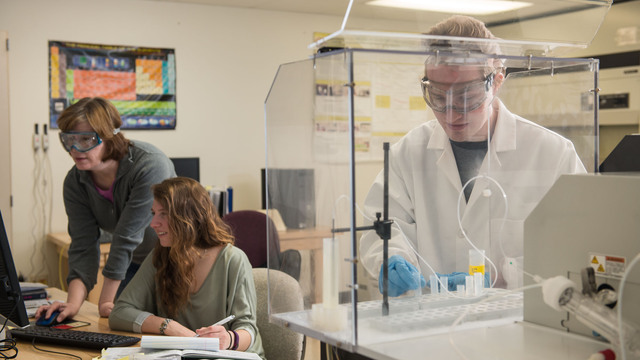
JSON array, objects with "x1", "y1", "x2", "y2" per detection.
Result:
[{"x1": 63, "y1": 141, "x2": 175, "y2": 292}]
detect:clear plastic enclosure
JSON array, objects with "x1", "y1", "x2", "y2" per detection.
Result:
[
  {"x1": 311, "y1": 0, "x2": 611, "y2": 57},
  {"x1": 264, "y1": 1, "x2": 605, "y2": 357}
]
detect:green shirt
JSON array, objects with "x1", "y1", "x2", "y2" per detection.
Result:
[{"x1": 109, "y1": 244, "x2": 265, "y2": 359}]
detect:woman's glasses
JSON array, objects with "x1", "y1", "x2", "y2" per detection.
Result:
[{"x1": 59, "y1": 131, "x2": 103, "y2": 152}]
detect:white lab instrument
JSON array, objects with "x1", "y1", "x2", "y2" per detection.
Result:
[{"x1": 542, "y1": 276, "x2": 640, "y2": 358}]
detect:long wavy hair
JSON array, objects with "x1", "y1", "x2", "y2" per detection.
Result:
[{"x1": 151, "y1": 177, "x2": 235, "y2": 318}]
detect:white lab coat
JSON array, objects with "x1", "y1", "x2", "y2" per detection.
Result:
[{"x1": 360, "y1": 101, "x2": 586, "y2": 288}]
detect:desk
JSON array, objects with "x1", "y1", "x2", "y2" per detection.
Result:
[
  {"x1": 47, "y1": 232, "x2": 110, "y2": 304},
  {"x1": 13, "y1": 287, "x2": 137, "y2": 360},
  {"x1": 277, "y1": 228, "x2": 331, "y2": 304},
  {"x1": 48, "y1": 228, "x2": 331, "y2": 305}
]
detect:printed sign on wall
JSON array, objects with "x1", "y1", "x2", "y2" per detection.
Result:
[{"x1": 49, "y1": 41, "x2": 177, "y2": 129}]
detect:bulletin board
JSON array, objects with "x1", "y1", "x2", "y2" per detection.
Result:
[
  {"x1": 314, "y1": 59, "x2": 428, "y2": 162},
  {"x1": 49, "y1": 41, "x2": 177, "y2": 130}
]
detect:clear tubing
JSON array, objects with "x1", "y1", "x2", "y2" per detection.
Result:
[
  {"x1": 456, "y1": 173, "x2": 506, "y2": 288},
  {"x1": 618, "y1": 253, "x2": 640, "y2": 360},
  {"x1": 559, "y1": 287, "x2": 640, "y2": 357}
]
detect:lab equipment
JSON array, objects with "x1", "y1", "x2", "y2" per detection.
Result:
[
  {"x1": 58, "y1": 128, "x2": 120, "y2": 153},
  {"x1": 379, "y1": 255, "x2": 426, "y2": 297},
  {"x1": 524, "y1": 174, "x2": 640, "y2": 340},
  {"x1": 264, "y1": 0, "x2": 605, "y2": 353},
  {"x1": 420, "y1": 72, "x2": 495, "y2": 113},
  {"x1": 542, "y1": 276, "x2": 640, "y2": 358},
  {"x1": 311, "y1": 237, "x2": 348, "y2": 332},
  {"x1": 474, "y1": 272, "x2": 484, "y2": 296},
  {"x1": 469, "y1": 249, "x2": 486, "y2": 275},
  {"x1": 428, "y1": 272, "x2": 490, "y2": 292},
  {"x1": 430, "y1": 274, "x2": 439, "y2": 294},
  {"x1": 58, "y1": 131, "x2": 103, "y2": 152}
]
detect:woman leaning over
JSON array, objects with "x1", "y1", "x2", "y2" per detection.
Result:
[{"x1": 36, "y1": 97, "x2": 175, "y2": 322}]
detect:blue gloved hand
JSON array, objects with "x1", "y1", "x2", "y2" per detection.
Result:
[
  {"x1": 379, "y1": 255, "x2": 426, "y2": 297},
  {"x1": 428, "y1": 272, "x2": 491, "y2": 292}
]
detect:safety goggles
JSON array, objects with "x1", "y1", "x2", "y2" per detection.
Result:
[
  {"x1": 59, "y1": 131, "x2": 103, "y2": 152},
  {"x1": 420, "y1": 72, "x2": 494, "y2": 114}
]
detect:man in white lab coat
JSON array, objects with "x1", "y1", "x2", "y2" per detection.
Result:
[{"x1": 359, "y1": 15, "x2": 586, "y2": 296}]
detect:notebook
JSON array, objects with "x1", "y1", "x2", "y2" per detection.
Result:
[{"x1": 97, "y1": 347, "x2": 261, "y2": 360}]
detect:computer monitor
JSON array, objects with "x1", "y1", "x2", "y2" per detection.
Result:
[
  {"x1": 170, "y1": 157, "x2": 200, "y2": 182},
  {"x1": 261, "y1": 168, "x2": 316, "y2": 229},
  {"x1": 599, "y1": 134, "x2": 640, "y2": 172},
  {"x1": 0, "y1": 210, "x2": 29, "y2": 327}
]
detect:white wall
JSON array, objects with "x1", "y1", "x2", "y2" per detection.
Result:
[
  {"x1": 565, "y1": 1, "x2": 640, "y2": 57},
  {"x1": 0, "y1": 0, "x2": 348, "y2": 279}
]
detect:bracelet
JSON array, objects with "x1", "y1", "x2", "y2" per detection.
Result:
[
  {"x1": 231, "y1": 330, "x2": 239, "y2": 350},
  {"x1": 159, "y1": 318, "x2": 172, "y2": 335},
  {"x1": 226, "y1": 330, "x2": 234, "y2": 350}
]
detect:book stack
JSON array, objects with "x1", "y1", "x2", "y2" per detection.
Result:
[
  {"x1": 206, "y1": 186, "x2": 233, "y2": 217},
  {"x1": 20, "y1": 282, "x2": 48, "y2": 300},
  {"x1": 20, "y1": 282, "x2": 49, "y2": 317}
]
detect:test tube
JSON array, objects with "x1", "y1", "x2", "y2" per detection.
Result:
[
  {"x1": 465, "y1": 275, "x2": 474, "y2": 297},
  {"x1": 469, "y1": 249, "x2": 485, "y2": 276},
  {"x1": 429, "y1": 275, "x2": 440, "y2": 294},
  {"x1": 474, "y1": 272, "x2": 484, "y2": 296},
  {"x1": 441, "y1": 276, "x2": 449, "y2": 293},
  {"x1": 430, "y1": 274, "x2": 439, "y2": 294}
]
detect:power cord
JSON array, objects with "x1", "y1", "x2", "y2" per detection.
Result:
[
  {"x1": 0, "y1": 300, "x2": 18, "y2": 359},
  {"x1": 0, "y1": 338, "x2": 17, "y2": 359},
  {"x1": 30, "y1": 339, "x2": 81, "y2": 360}
]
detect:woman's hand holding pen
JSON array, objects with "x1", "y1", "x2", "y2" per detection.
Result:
[
  {"x1": 195, "y1": 325, "x2": 232, "y2": 348},
  {"x1": 194, "y1": 315, "x2": 235, "y2": 349}
]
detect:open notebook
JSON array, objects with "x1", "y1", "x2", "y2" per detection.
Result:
[
  {"x1": 96, "y1": 336, "x2": 261, "y2": 360},
  {"x1": 97, "y1": 348, "x2": 261, "y2": 360}
]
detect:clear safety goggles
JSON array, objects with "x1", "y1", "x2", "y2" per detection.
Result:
[
  {"x1": 59, "y1": 131, "x2": 103, "y2": 152},
  {"x1": 420, "y1": 72, "x2": 494, "y2": 114}
]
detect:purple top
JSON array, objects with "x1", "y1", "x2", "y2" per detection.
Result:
[{"x1": 95, "y1": 181, "x2": 115, "y2": 203}]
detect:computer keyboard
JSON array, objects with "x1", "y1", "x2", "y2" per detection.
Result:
[{"x1": 9, "y1": 326, "x2": 141, "y2": 349}]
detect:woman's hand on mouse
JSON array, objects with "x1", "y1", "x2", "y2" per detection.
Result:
[{"x1": 35, "y1": 301, "x2": 80, "y2": 322}]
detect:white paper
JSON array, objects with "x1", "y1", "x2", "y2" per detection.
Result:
[{"x1": 140, "y1": 335, "x2": 220, "y2": 351}]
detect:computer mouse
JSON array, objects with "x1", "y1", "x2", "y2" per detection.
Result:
[{"x1": 36, "y1": 310, "x2": 61, "y2": 326}]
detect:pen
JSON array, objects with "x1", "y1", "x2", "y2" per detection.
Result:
[{"x1": 194, "y1": 315, "x2": 235, "y2": 337}]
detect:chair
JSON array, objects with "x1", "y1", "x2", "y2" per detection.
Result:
[
  {"x1": 253, "y1": 268, "x2": 305, "y2": 360},
  {"x1": 223, "y1": 210, "x2": 301, "y2": 280}
]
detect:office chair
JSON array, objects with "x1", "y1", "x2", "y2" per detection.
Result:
[
  {"x1": 223, "y1": 210, "x2": 301, "y2": 281},
  {"x1": 253, "y1": 268, "x2": 305, "y2": 360}
]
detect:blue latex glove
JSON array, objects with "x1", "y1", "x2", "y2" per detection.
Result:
[
  {"x1": 379, "y1": 255, "x2": 426, "y2": 297},
  {"x1": 428, "y1": 272, "x2": 491, "y2": 292}
]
